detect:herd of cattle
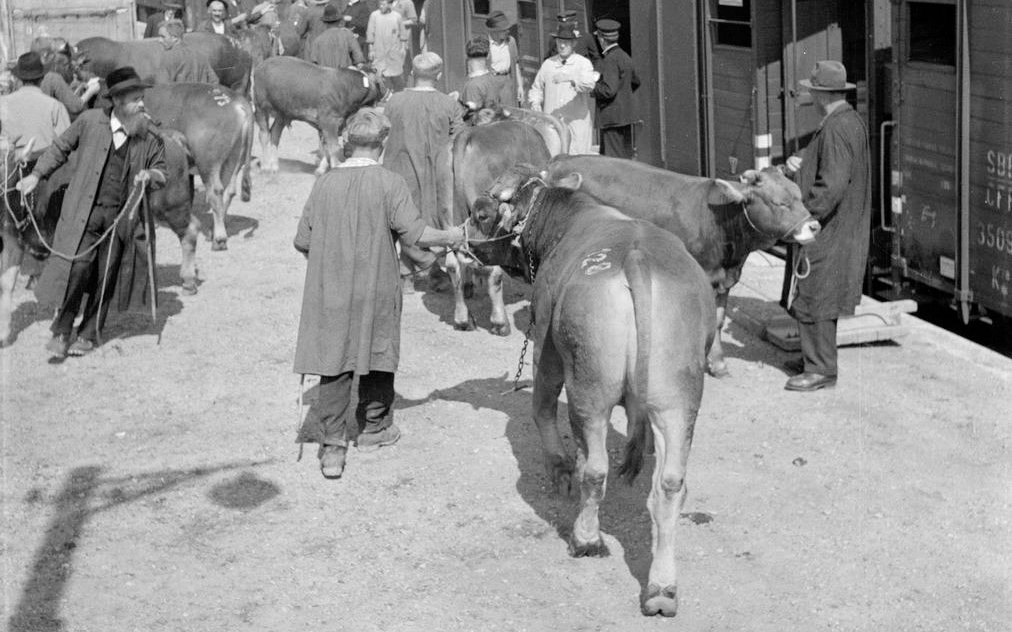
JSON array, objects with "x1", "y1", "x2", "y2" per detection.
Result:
[{"x1": 0, "y1": 27, "x2": 823, "y2": 617}]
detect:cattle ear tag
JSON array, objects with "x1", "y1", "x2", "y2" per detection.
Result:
[{"x1": 362, "y1": 74, "x2": 369, "y2": 88}]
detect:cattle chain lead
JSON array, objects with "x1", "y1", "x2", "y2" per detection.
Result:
[{"x1": 505, "y1": 242, "x2": 539, "y2": 395}]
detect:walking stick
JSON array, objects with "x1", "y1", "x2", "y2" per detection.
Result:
[{"x1": 141, "y1": 193, "x2": 158, "y2": 329}]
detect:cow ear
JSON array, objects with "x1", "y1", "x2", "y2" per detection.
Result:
[
  {"x1": 709, "y1": 179, "x2": 747, "y2": 205},
  {"x1": 553, "y1": 171, "x2": 583, "y2": 191}
]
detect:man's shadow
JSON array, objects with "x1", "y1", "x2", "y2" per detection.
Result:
[{"x1": 396, "y1": 374, "x2": 656, "y2": 590}]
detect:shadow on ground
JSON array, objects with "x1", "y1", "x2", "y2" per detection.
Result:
[
  {"x1": 8, "y1": 460, "x2": 277, "y2": 632},
  {"x1": 396, "y1": 374, "x2": 659, "y2": 592}
]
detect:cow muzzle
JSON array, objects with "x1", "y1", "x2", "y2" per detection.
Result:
[{"x1": 791, "y1": 219, "x2": 821, "y2": 245}]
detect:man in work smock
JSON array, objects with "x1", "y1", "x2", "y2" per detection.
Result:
[
  {"x1": 293, "y1": 108, "x2": 465, "y2": 479},
  {"x1": 528, "y1": 22, "x2": 598, "y2": 155},
  {"x1": 780, "y1": 60, "x2": 870, "y2": 392}
]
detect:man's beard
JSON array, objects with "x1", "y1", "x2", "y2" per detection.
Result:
[{"x1": 117, "y1": 108, "x2": 150, "y2": 137}]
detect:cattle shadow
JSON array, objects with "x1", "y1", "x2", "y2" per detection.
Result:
[
  {"x1": 196, "y1": 211, "x2": 260, "y2": 243},
  {"x1": 8, "y1": 459, "x2": 277, "y2": 632},
  {"x1": 395, "y1": 375, "x2": 657, "y2": 591},
  {"x1": 275, "y1": 157, "x2": 319, "y2": 175},
  {"x1": 2, "y1": 297, "x2": 51, "y2": 348}
]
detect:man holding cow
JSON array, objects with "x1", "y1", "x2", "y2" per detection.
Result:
[{"x1": 17, "y1": 67, "x2": 168, "y2": 358}]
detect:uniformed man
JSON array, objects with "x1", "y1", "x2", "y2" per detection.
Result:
[
  {"x1": 591, "y1": 19, "x2": 640, "y2": 158},
  {"x1": 143, "y1": 0, "x2": 186, "y2": 38}
]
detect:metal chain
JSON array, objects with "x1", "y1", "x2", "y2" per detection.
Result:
[{"x1": 506, "y1": 244, "x2": 539, "y2": 394}]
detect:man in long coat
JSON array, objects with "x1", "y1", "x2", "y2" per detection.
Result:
[
  {"x1": 591, "y1": 19, "x2": 640, "y2": 158},
  {"x1": 528, "y1": 22, "x2": 598, "y2": 155},
  {"x1": 308, "y1": 5, "x2": 364, "y2": 69},
  {"x1": 293, "y1": 108, "x2": 464, "y2": 479},
  {"x1": 781, "y1": 60, "x2": 870, "y2": 391},
  {"x1": 17, "y1": 67, "x2": 168, "y2": 358}
]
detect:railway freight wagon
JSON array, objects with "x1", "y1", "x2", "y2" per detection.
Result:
[{"x1": 886, "y1": 0, "x2": 1012, "y2": 323}]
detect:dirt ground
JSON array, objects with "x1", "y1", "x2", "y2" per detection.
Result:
[{"x1": 2, "y1": 122, "x2": 1010, "y2": 632}]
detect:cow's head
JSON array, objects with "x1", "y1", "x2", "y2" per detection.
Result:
[
  {"x1": 466, "y1": 165, "x2": 545, "y2": 275},
  {"x1": 709, "y1": 168, "x2": 820, "y2": 245}
]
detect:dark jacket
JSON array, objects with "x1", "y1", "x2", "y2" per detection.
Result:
[
  {"x1": 196, "y1": 19, "x2": 239, "y2": 37},
  {"x1": 592, "y1": 44, "x2": 639, "y2": 128},
  {"x1": 784, "y1": 103, "x2": 871, "y2": 322},
  {"x1": 31, "y1": 109, "x2": 167, "y2": 309}
]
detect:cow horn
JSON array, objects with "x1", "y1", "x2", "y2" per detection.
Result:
[{"x1": 739, "y1": 169, "x2": 761, "y2": 185}]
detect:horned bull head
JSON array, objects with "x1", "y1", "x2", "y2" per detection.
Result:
[{"x1": 714, "y1": 168, "x2": 820, "y2": 245}]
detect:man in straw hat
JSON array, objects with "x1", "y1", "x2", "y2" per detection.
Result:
[
  {"x1": 529, "y1": 21, "x2": 599, "y2": 154},
  {"x1": 293, "y1": 108, "x2": 465, "y2": 479},
  {"x1": 309, "y1": 4, "x2": 365, "y2": 70},
  {"x1": 0, "y1": 52, "x2": 70, "y2": 159},
  {"x1": 591, "y1": 18, "x2": 640, "y2": 158},
  {"x1": 17, "y1": 67, "x2": 168, "y2": 358},
  {"x1": 780, "y1": 60, "x2": 870, "y2": 392},
  {"x1": 485, "y1": 10, "x2": 524, "y2": 106}
]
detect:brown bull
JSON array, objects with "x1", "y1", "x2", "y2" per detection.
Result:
[
  {"x1": 465, "y1": 166, "x2": 715, "y2": 617},
  {"x1": 447, "y1": 119, "x2": 553, "y2": 334},
  {"x1": 253, "y1": 57, "x2": 384, "y2": 176},
  {"x1": 144, "y1": 83, "x2": 255, "y2": 250},
  {"x1": 545, "y1": 156, "x2": 820, "y2": 377}
]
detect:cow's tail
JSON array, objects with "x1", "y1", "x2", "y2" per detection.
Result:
[
  {"x1": 239, "y1": 100, "x2": 254, "y2": 202},
  {"x1": 618, "y1": 245, "x2": 652, "y2": 483}
]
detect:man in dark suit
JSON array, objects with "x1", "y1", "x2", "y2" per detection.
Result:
[
  {"x1": 591, "y1": 19, "x2": 640, "y2": 159},
  {"x1": 17, "y1": 67, "x2": 169, "y2": 357},
  {"x1": 143, "y1": 0, "x2": 186, "y2": 38}
]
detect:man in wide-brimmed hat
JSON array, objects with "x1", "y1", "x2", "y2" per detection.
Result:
[
  {"x1": 528, "y1": 21, "x2": 599, "y2": 154},
  {"x1": 591, "y1": 18, "x2": 640, "y2": 158},
  {"x1": 309, "y1": 4, "x2": 365, "y2": 69},
  {"x1": 293, "y1": 107, "x2": 465, "y2": 479},
  {"x1": 0, "y1": 52, "x2": 71, "y2": 158},
  {"x1": 17, "y1": 66, "x2": 169, "y2": 358},
  {"x1": 485, "y1": 10, "x2": 523, "y2": 106},
  {"x1": 779, "y1": 60, "x2": 870, "y2": 392},
  {"x1": 545, "y1": 9, "x2": 599, "y2": 61},
  {"x1": 144, "y1": 0, "x2": 186, "y2": 38}
]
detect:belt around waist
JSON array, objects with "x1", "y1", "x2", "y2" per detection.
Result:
[{"x1": 491, "y1": 70, "x2": 511, "y2": 76}]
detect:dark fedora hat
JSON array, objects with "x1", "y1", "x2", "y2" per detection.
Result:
[
  {"x1": 485, "y1": 10, "x2": 510, "y2": 31},
  {"x1": 12, "y1": 52, "x2": 45, "y2": 81},
  {"x1": 799, "y1": 60, "x2": 856, "y2": 91},
  {"x1": 550, "y1": 22, "x2": 579, "y2": 40},
  {"x1": 321, "y1": 4, "x2": 344, "y2": 22},
  {"x1": 103, "y1": 66, "x2": 152, "y2": 98}
]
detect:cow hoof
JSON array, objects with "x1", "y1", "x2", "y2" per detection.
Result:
[
  {"x1": 181, "y1": 281, "x2": 198, "y2": 295},
  {"x1": 211, "y1": 240, "x2": 228, "y2": 252},
  {"x1": 707, "y1": 361, "x2": 730, "y2": 378},
  {"x1": 462, "y1": 280, "x2": 475, "y2": 299},
  {"x1": 568, "y1": 536, "x2": 609, "y2": 558},
  {"x1": 454, "y1": 317, "x2": 476, "y2": 332},
  {"x1": 490, "y1": 321, "x2": 511, "y2": 337},
  {"x1": 641, "y1": 584, "x2": 678, "y2": 617}
]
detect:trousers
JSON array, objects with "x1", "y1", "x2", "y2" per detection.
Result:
[
  {"x1": 51, "y1": 204, "x2": 130, "y2": 341},
  {"x1": 599, "y1": 125, "x2": 635, "y2": 159},
  {"x1": 300, "y1": 371, "x2": 395, "y2": 447},
  {"x1": 799, "y1": 319, "x2": 838, "y2": 376}
]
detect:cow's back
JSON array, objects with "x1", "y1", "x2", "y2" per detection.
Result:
[
  {"x1": 453, "y1": 120, "x2": 550, "y2": 224},
  {"x1": 183, "y1": 32, "x2": 250, "y2": 93},
  {"x1": 547, "y1": 155, "x2": 724, "y2": 275},
  {"x1": 254, "y1": 57, "x2": 344, "y2": 121}
]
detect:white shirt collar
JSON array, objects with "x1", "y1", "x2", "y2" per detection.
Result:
[
  {"x1": 110, "y1": 114, "x2": 128, "y2": 149},
  {"x1": 338, "y1": 157, "x2": 379, "y2": 168}
]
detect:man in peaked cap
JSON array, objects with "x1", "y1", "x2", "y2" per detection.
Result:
[
  {"x1": 780, "y1": 60, "x2": 870, "y2": 392},
  {"x1": 592, "y1": 18, "x2": 640, "y2": 158},
  {"x1": 546, "y1": 9, "x2": 599, "y2": 61},
  {"x1": 144, "y1": 0, "x2": 186, "y2": 38},
  {"x1": 17, "y1": 67, "x2": 168, "y2": 358}
]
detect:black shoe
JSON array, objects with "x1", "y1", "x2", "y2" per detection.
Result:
[
  {"x1": 784, "y1": 372, "x2": 837, "y2": 392},
  {"x1": 356, "y1": 424, "x2": 402, "y2": 452},
  {"x1": 46, "y1": 334, "x2": 70, "y2": 357},
  {"x1": 783, "y1": 358, "x2": 805, "y2": 375}
]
